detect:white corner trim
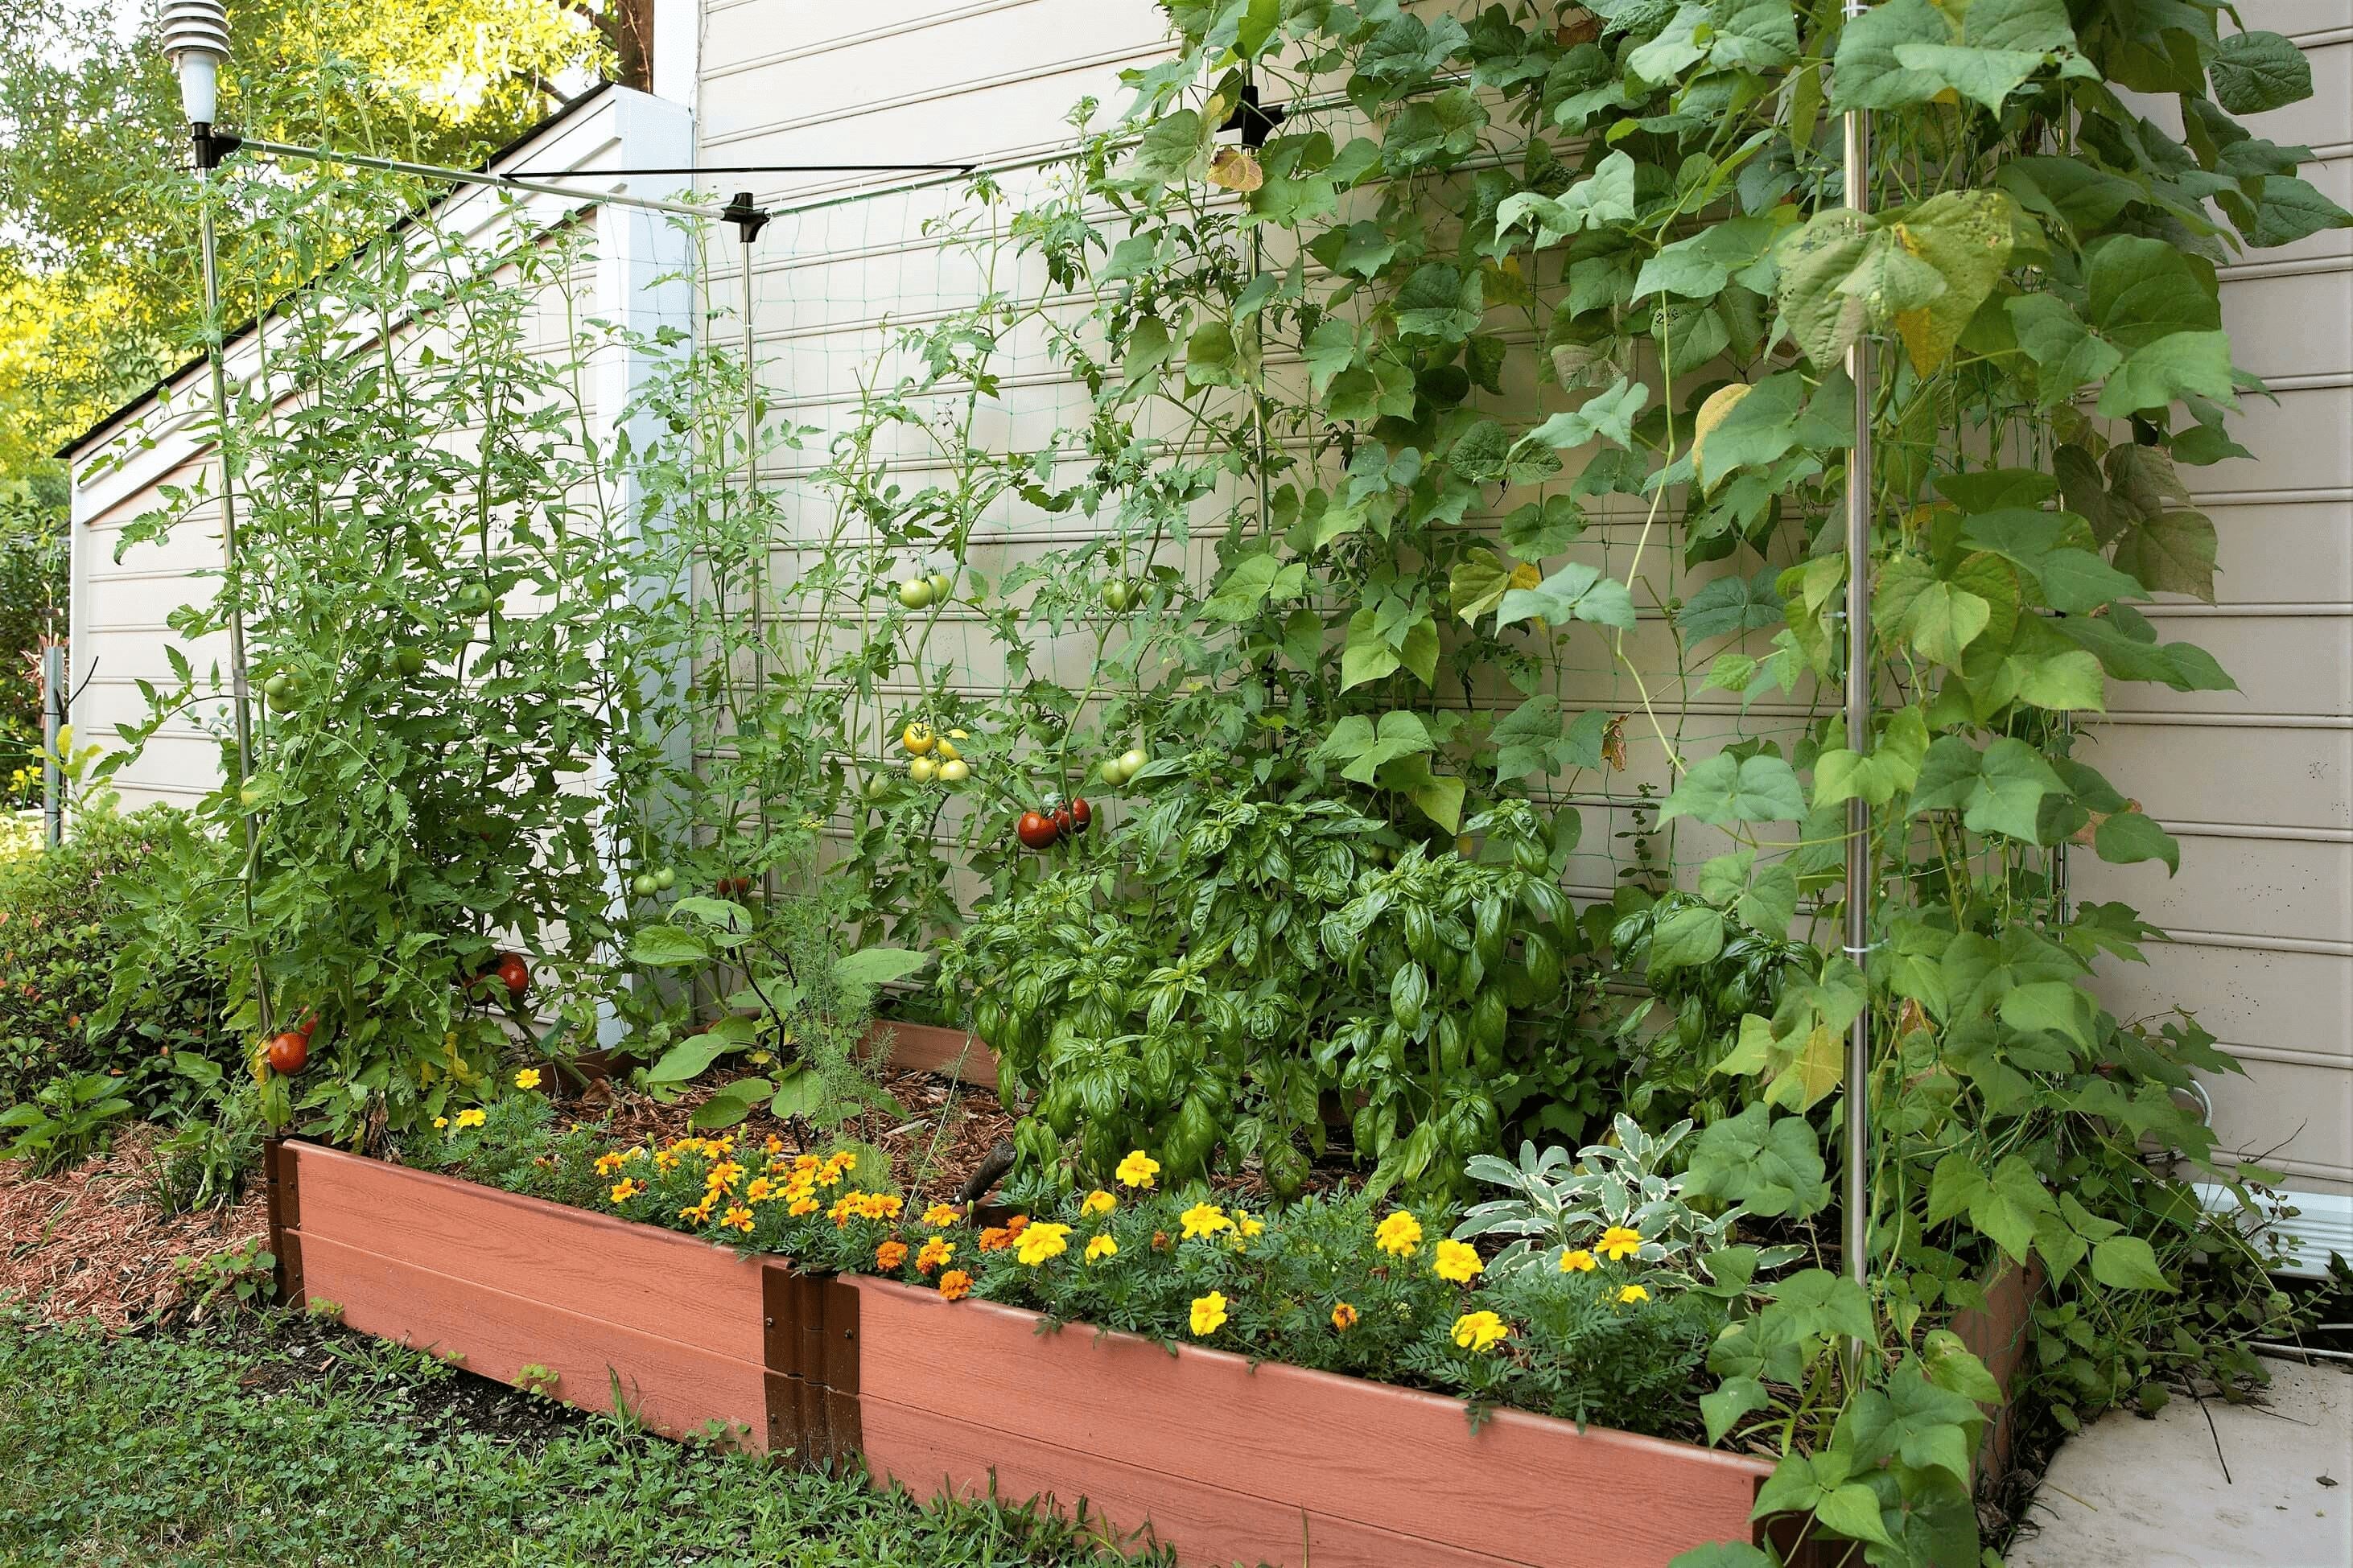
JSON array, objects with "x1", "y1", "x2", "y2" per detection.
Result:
[
  {"x1": 653, "y1": 0, "x2": 702, "y2": 113},
  {"x1": 2198, "y1": 1182, "x2": 2353, "y2": 1279}
]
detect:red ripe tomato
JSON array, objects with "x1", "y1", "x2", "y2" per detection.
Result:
[
  {"x1": 294, "y1": 1010, "x2": 319, "y2": 1040},
  {"x1": 1066, "y1": 797, "x2": 1092, "y2": 835},
  {"x1": 498, "y1": 953, "x2": 530, "y2": 997},
  {"x1": 1051, "y1": 806, "x2": 1073, "y2": 835},
  {"x1": 266, "y1": 1031, "x2": 309, "y2": 1075},
  {"x1": 1016, "y1": 809, "x2": 1060, "y2": 850}
]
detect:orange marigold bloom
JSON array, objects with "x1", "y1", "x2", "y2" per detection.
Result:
[
  {"x1": 977, "y1": 1226, "x2": 1013, "y2": 1253},
  {"x1": 608, "y1": 1179, "x2": 641, "y2": 1204},
  {"x1": 1331, "y1": 1302, "x2": 1359, "y2": 1331},
  {"x1": 1004, "y1": 1214, "x2": 1030, "y2": 1237},
  {"x1": 719, "y1": 1205, "x2": 755, "y2": 1233},
  {"x1": 915, "y1": 1236, "x2": 955, "y2": 1274},
  {"x1": 789, "y1": 1196, "x2": 820, "y2": 1217},
  {"x1": 875, "y1": 1240, "x2": 909, "y2": 1271},
  {"x1": 937, "y1": 1269, "x2": 973, "y2": 1302},
  {"x1": 744, "y1": 1177, "x2": 776, "y2": 1203},
  {"x1": 922, "y1": 1203, "x2": 962, "y2": 1228}
]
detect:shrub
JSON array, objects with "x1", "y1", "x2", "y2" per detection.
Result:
[{"x1": 0, "y1": 804, "x2": 229, "y2": 1117}]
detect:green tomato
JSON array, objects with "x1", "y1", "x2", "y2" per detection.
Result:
[
  {"x1": 1100, "y1": 755, "x2": 1130, "y2": 786},
  {"x1": 926, "y1": 570, "x2": 954, "y2": 603},
  {"x1": 1118, "y1": 746, "x2": 1150, "y2": 780},
  {"x1": 262, "y1": 673, "x2": 298, "y2": 713},
  {"x1": 937, "y1": 757, "x2": 970, "y2": 786},
  {"x1": 238, "y1": 783, "x2": 263, "y2": 808},
  {"x1": 394, "y1": 647, "x2": 426, "y2": 677},
  {"x1": 653, "y1": 866, "x2": 675, "y2": 891},
  {"x1": 1100, "y1": 578, "x2": 1132, "y2": 611},
  {"x1": 896, "y1": 578, "x2": 934, "y2": 610},
  {"x1": 631, "y1": 873, "x2": 658, "y2": 899}
]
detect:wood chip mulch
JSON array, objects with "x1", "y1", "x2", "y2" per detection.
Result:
[{"x1": 0, "y1": 1124, "x2": 267, "y2": 1332}]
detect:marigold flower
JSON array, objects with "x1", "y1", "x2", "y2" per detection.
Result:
[
  {"x1": 608, "y1": 1179, "x2": 641, "y2": 1204},
  {"x1": 1374, "y1": 1210, "x2": 1422, "y2": 1256},
  {"x1": 720, "y1": 1205, "x2": 755, "y2": 1233},
  {"x1": 1598, "y1": 1224, "x2": 1643, "y2": 1262},
  {"x1": 513, "y1": 1068, "x2": 541, "y2": 1090},
  {"x1": 1179, "y1": 1202, "x2": 1233, "y2": 1240},
  {"x1": 876, "y1": 1240, "x2": 909, "y2": 1271},
  {"x1": 1003, "y1": 1213, "x2": 1029, "y2": 1237},
  {"x1": 1152, "y1": 1229, "x2": 1172, "y2": 1252},
  {"x1": 1115, "y1": 1150, "x2": 1160, "y2": 1189},
  {"x1": 978, "y1": 1227, "x2": 1013, "y2": 1253},
  {"x1": 595, "y1": 1151, "x2": 628, "y2": 1176},
  {"x1": 1189, "y1": 1291, "x2": 1229, "y2": 1336},
  {"x1": 937, "y1": 1269, "x2": 973, "y2": 1302},
  {"x1": 1617, "y1": 1283, "x2": 1650, "y2": 1305},
  {"x1": 764, "y1": 1135, "x2": 785, "y2": 1156},
  {"x1": 454, "y1": 1108, "x2": 487, "y2": 1130},
  {"x1": 1331, "y1": 1302, "x2": 1358, "y2": 1331},
  {"x1": 706, "y1": 1161, "x2": 744, "y2": 1191},
  {"x1": 679, "y1": 1200, "x2": 715, "y2": 1224},
  {"x1": 922, "y1": 1203, "x2": 962, "y2": 1228},
  {"x1": 793, "y1": 1153, "x2": 821, "y2": 1175},
  {"x1": 1452, "y1": 1311, "x2": 1510, "y2": 1352},
  {"x1": 915, "y1": 1236, "x2": 955, "y2": 1274},
  {"x1": 1084, "y1": 1233, "x2": 1118, "y2": 1263},
  {"x1": 1080, "y1": 1188, "x2": 1117, "y2": 1216},
  {"x1": 1016, "y1": 1222, "x2": 1072, "y2": 1266},
  {"x1": 789, "y1": 1196, "x2": 819, "y2": 1217},
  {"x1": 1236, "y1": 1212, "x2": 1265, "y2": 1239},
  {"x1": 433, "y1": 1117, "x2": 449, "y2": 1130},
  {"x1": 745, "y1": 1177, "x2": 775, "y2": 1204},
  {"x1": 1432, "y1": 1239, "x2": 1483, "y2": 1284}
]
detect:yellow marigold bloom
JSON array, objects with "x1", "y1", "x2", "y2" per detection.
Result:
[
  {"x1": 1084, "y1": 1233, "x2": 1118, "y2": 1263},
  {"x1": 1598, "y1": 1225, "x2": 1642, "y2": 1262},
  {"x1": 1452, "y1": 1311, "x2": 1510, "y2": 1353},
  {"x1": 789, "y1": 1196, "x2": 819, "y2": 1217},
  {"x1": 1115, "y1": 1150, "x2": 1160, "y2": 1189},
  {"x1": 433, "y1": 1117, "x2": 449, "y2": 1130},
  {"x1": 744, "y1": 1177, "x2": 775, "y2": 1204},
  {"x1": 764, "y1": 1135, "x2": 785, "y2": 1156},
  {"x1": 455, "y1": 1108, "x2": 487, "y2": 1130},
  {"x1": 1560, "y1": 1249, "x2": 1597, "y2": 1274},
  {"x1": 595, "y1": 1151, "x2": 628, "y2": 1176},
  {"x1": 1080, "y1": 1188, "x2": 1117, "y2": 1216},
  {"x1": 719, "y1": 1205, "x2": 755, "y2": 1233},
  {"x1": 1331, "y1": 1302, "x2": 1359, "y2": 1331},
  {"x1": 1189, "y1": 1291, "x2": 1230, "y2": 1336},
  {"x1": 1016, "y1": 1222, "x2": 1073, "y2": 1266},
  {"x1": 608, "y1": 1179, "x2": 641, "y2": 1204},
  {"x1": 937, "y1": 1269, "x2": 974, "y2": 1302},
  {"x1": 680, "y1": 1200, "x2": 715, "y2": 1224},
  {"x1": 915, "y1": 1236, "x2": 955, "y2": 1274},
  {"x1": 1432, "y1": 1239, "x2": 1483, "y2": 1284},
  {"x1": 1236, "y1": 1212, "x2": 1265, "y2": 1239},
  {"x1": 1179, "y1": 1202, "x2": 1233, "y2": 1240},
  {"x1": 1374, "y1": 1210, "x2": 1423, "y2": 1256},
  {"x1": 793, "y1": 1153, "x2": 821, "y2": 1174},
  {"x1": 513, "y1": 1068, "x2": 541, "y2": 1090},
  {"x1": 875, "y1": 1240, "x2": 908, "y2": 1271},
  {"x1": 706, "y1": 1161, "x2": 744, "y2": 1191},
  {"x1": 870, "y1": 1194, "x2": 904, "y2": 1220},
  {"x1": 1617, "y1": 1284, "x2": 1650, "y2": 1305},
  {"x1": 922, "y1": 1203, "x2": 962, "y2": 1228}
]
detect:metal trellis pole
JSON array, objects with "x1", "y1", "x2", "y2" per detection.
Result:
[
  {"x1": 197, "y1": 160, "x2": 274, "y2": 1039},
  {"x1": 41, "y1": 623, "x2": 63, "y2": 849},
  {"x1": 1840, "y1": 10, "x2": 1877, "y2": 1314}
]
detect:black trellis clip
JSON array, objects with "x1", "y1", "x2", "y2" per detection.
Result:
[
  {"x1": 721, "y1": 191, "x2": 771, "y2": 245},
  {"x1": 1219, "y1": 84, "x2": 1287, "y2": 150}
]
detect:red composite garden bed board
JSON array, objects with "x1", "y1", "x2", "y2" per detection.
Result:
[
  {"x1": 867, "y1": 1019, "x2": 998, "y2": 1086},
  {"x1": 279, "y1": 1142, "x2": 773, "y2": 1447},
  {"x1": 851, "y1": 1277, "x2": 1772, "y2": 1568}
]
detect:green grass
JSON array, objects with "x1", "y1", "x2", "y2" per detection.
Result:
[{"x1": 0, "y1": 1308, "x2": 1168, "y2": 1567}]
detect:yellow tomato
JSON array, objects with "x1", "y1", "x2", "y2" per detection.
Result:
[
  {"x1": 908, "y1": 755, "x2": 940, "y2": 784},
  {"x1": 901, "y1": 722, "x2": 935, "y2": 755},
  {"x1": 934, "y1": 737, "x2": 961, "y2": 762},
  {"x1": 937, "y1": 757, "x2": 970, "y2": 786}
]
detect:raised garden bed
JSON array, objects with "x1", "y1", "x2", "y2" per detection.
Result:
[{"x1": 266, "y1": 1136, "x2": 1779, "y2": 1566}]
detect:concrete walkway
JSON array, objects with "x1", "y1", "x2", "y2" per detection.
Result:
[{"x1": 2009, "y1": 1358, "x2": 2351, "y2": 1568}]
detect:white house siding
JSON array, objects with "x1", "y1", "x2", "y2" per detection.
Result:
[{"x1": 2083, "y1": 2, "x2": 2352, "y2": 1242}]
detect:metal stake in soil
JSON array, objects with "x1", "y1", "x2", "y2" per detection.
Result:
[{"x1": 1840, "y1": 11, "x2": 1877, "y2": 1325}]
